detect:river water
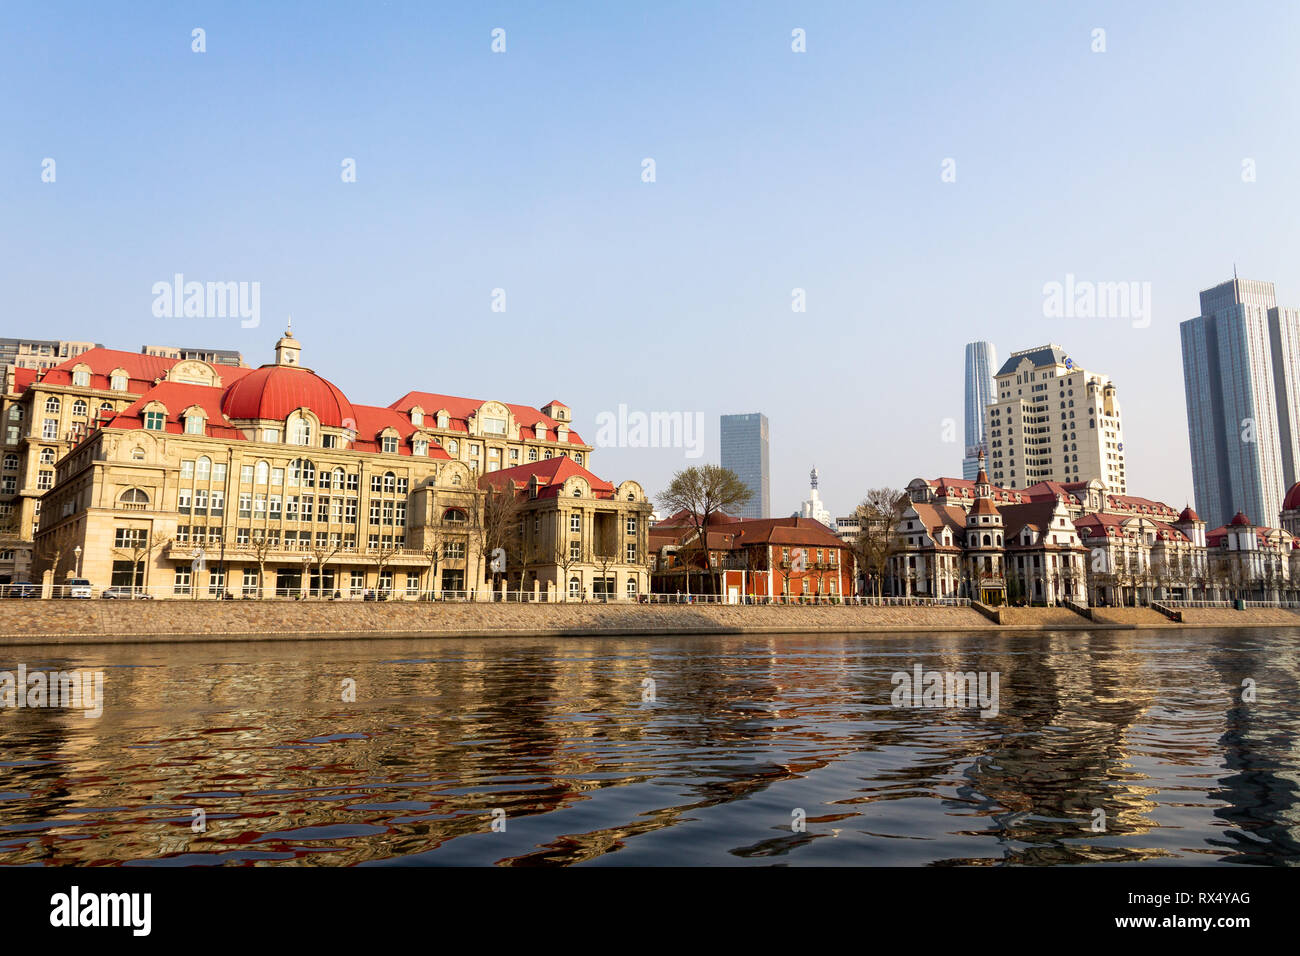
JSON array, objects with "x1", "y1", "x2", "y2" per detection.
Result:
[{"x1": 1, "y1": 628, "x2": 1298, "y2": 866}]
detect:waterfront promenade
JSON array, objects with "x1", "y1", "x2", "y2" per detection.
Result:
[{"x1": 2, "y1": 600, "x2": 1299, "y2": 645}]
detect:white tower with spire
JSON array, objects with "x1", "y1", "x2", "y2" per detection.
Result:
[{"x1": 799, "y1": 467, "x2": 835, "y2": 529}]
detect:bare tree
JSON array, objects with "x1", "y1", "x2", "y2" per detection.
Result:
[
  {"x1": 370, "y1": 539, "x2": 402, "y2": 598},
  {"x1": 469, "y1": 483, "x2": 524, "y2": 597},
  {"x1": 553, "y1": 538, "x2": 580, "y2": 602},
  {"x1": 851, "y1": 489, "x2": 909, "y2": 602},
  {"x1": 249, "y1": 531, "x2": 275, "y2": 599},
  {"x1": 111, "y1": 531, "x2": 171, "y2": 595},
  {"x1": 310, "y1": 540, "x2": 342, "y2": 598},
  {"x1": 656, "y1": 465, "x2": 752, "y2": 596}
]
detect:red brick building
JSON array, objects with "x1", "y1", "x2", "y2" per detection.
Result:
[{"x1": 649, "y1": 510, "x2": 854, "y2": 601}]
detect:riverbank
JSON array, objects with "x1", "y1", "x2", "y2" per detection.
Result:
[{"x1": 1, "y1": 600, "x2": 1299, "y2": 645}]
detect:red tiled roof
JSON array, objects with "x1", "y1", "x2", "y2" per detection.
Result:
[
  {"x1": 39, "y1": 347, "x2": 252, "y2": 396},
  {"x1": 479, "y1": 456, "x2": 615, "y2": 499},
  {"x1": 347, "y1": 404, "x2": 451, "y2": 459},
  {"x1": 389, "y1": 391, "x2": 586, "y2": 445},
  {"x1": 221, "y1": 365, "x2": 355, "y2": 427},
  {"x1": 107, "y1": 382, "x2": 246, "y2": 440}
]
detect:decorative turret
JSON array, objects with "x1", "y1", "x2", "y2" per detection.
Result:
[{"x1": 275, "y1": 319, "x2": 302, "y2": 367}]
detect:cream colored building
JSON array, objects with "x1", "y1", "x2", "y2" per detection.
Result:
[
  {"x1": 29, "y1": 329, "x2": 649, "y2": 599},
  {"x1": 985, "y1": 344, "x2": 1127, "y2": 494}
]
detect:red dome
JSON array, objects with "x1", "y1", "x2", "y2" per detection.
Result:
[
  {"x1": 1229, "y1": 511, "x2": 1253, "y2": 527},
  {"x1": 1285, "y1": 483, "x2": 1300, "y2": 512},
  {"x1": 1178, "y1": 505, "x2": 1201, "y2": 522},
  {"x1": 221, "y1": 365, "x2": 355, "y2": 427}
]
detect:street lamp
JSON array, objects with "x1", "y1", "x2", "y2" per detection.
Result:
[{"x1": 73, "y1": 545, "x2": 82, "y2": 576}]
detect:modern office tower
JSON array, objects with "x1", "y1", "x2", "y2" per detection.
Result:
[
  {"x1": 985, "y1": 344, "x2": 1127, "y2": 494},
  {"x1": 720, "y1": 412, "x2": 770, "y2": 518},
  {"x1": 1180, "y1": 276, "x2": 1300, "y2": 531},
  {"x1": 963, "y1": 341, "x2": 997, "y2": 479}
]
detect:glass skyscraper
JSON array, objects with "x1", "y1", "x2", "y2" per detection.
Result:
[
  {"x1": 963, "y1": 341, "x2": 997, "y2": 480},
  {"x1": 1180, "y1": 277, "x2": 1300, "y2": 531},
  {"x1": 720, "y1": 412, "x2": 770, "y2": 518}
]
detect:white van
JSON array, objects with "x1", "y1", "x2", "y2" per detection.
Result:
[{"x1": 62, "y1": 578, "x2": 93, "y2": 599}]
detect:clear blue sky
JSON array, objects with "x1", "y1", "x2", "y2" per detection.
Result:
[{"x1": 3, "y1": 1, "x2": 1299, "y2": 516}]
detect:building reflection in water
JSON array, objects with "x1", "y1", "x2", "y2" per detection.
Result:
[{"x1": 0, "y1": 628, "x2": 1298, "y2": 866}]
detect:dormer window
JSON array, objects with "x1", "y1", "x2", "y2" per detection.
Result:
[
  {"x1": 381, "y1": 435, "x2": 398, "y2": 454},
  {"x1": 413, "y1": 439, "x2": 428, "y2": 456},
  {"x1": 437, "y1": 411, "x2": 449, "y2": 429},
  {"x1": 410, "y1": 409, "x2": 424, "y2": 427},
  {"x1": 288, "y1": 415, "x2": 313, "y2": 446},
  {"x1": 184, "y1": 412, "x2": 205, "y2": 435},
  {"x1": 72, "y1": 366, "x2": 91, "y2": 387},
  {"x1": 144, "y1": 410, "x2": 165, "y2": 431},
  {"x1": 110, "y1": 370, "x2": 128, "y2": 391}
]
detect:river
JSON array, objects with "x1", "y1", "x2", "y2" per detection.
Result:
[{"x1": 1, "y1": 628, "x2": 1298, "y2": 865}]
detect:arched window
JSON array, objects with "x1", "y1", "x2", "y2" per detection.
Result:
[
  {"x1": 288, "y1": 415, "x2": 312, "y2": 446},
  {"x1": 196, "y1": 456, "x2": 212, "y2": 480},
  {"x1": 982, "y1": 534, "x2": 991, "y2": 546},
  {"x1": 383, "y1": 471, "x2": 395, "y2": 493},
  {"x1": 8, "y1": 406, "x2": 20, "y2": 421},
  {"x1": 451, "y1": 473, "x2": 462, "y2": 486},
  {"x1": 131, "y1": 447, "x2": 145, "y2": 461},
  {"x1": 626, "y1": 578, "x2": 638, "y2": 598},
  {"x1": 448, "y1": 440, "x2": 459, "y2": 454},
  {"x1": 40, "y1": 448, "x2": 55, "y2": 464},
  {"x1": 119, "y1": 488, "x2": 150, "y2": 507},
  {"x1": 443, "y1": 508, "x2": 467, "y2": 523},
  {"x1": 71, "y1": 400, "x2": 87, "y2": 417},
  {"x1": 45, "y1": 397, "x2": 60, "y2": 414},
  {"x1": 569, "y1": 577, "x2": 582, "y2": 598},
  {"x1": 332, "y1": 467, "x2": 345, "y2": 490},
  {"x1": 255, "y1": 461, "x2": 269, "y2": 484},
  {"x1": 72, "y1": 369, "x2": 90, "y2": 387},
  {"x1": 99, "y1": 402, "x2": 114, "y2": 416}
]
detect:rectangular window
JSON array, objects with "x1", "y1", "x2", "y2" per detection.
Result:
[
  {"x1": 173, "y1": 567, "x2": 192, "y2": 595},
  {"x1": 240, "y1": 464, "x2": 254, "y2": 483},
  {"x1": 395, "y1": 501, "x2": 406, "y2": 526},
  {"x1": 239, "y1": 493, "x2": 252, "y2": 517},
  {"x1": 570, "y1": 542, "x2": 581, "y2": 561},
  {"x1": 209, "y1": 491, "x2": 224, "y2": 515},
  {"x1": 144, "y1": 412, "x2": 165, "y2": 431},
  {"x1": 345, "y1": 498, "x2": 358, "y2": 523},
  {"x1": 236, "y1": 528, "x2": 250, "y2": 545},
  {"x1": 271, "y1": 468, "x2": 284, "y2": 486},
  {"x1": 268, "y1": 494, "x2": 281, "y2": 518},
  {"x1": 330, "y1": 498, "x2": 343, "y2": 522},
  {"x1": 626, "y1": 543, "x2": 637, "y2": 562},
  {"x1": 570, "y1": 514, "x2": 581, "y2": 533},
  {"x1": 285, "y1": 496, "x2": 299, "y2": 520},
  {"x1": 194, "y1": 489, "x2": 208, "y2": 512},
  {"x1": 262, "y1": 428, "x2": 278, "y2": 443},
  {"x1": 213, "y1": 463, "x2": 226, "y2": 482},
  {"x1": 254, "y1": 494, "x2": 266, "y2": 516},
  {"x1": 370, "y1": 501, "x2": 381, "y2": 523},
  {"x1": 114, "y1": 527, "x2": 146, "y2": 549},
  {"x1": 626, "y1": 517, "x2": 637, "y2": 534},
  {"x1": 178, "y1": 488, "x2": 192, "y2": 511},
  {"x1": 37, "y1": 470, "x2": 53, "y2": 490},
  {"x1": 301, "y1": 496, "x2": 313, "y2": 521},
  {"x1": 43, "y1": 418, "x2": 58, "y2": 439},
  {"x1": 181, "y1": 460, "x2": 195, "y2": 479}
]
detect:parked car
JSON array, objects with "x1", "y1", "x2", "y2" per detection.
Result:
[
  {"x1": 101, "y1": 587, "x2": 154, "y2": 600},
  {"x1": 1, "y1": 582, "x2": 39, "y2": 599},
  {"x1": 57, "y1": 578, "x2": 93, "y2": 599}
]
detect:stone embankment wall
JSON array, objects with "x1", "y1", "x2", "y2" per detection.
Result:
[
  {"x1": 1, "y1": 601, "x2": 1297, "y2": 645},
  {"x1": 0, "y1": 600, "x2": 994, "y2": 645}
]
